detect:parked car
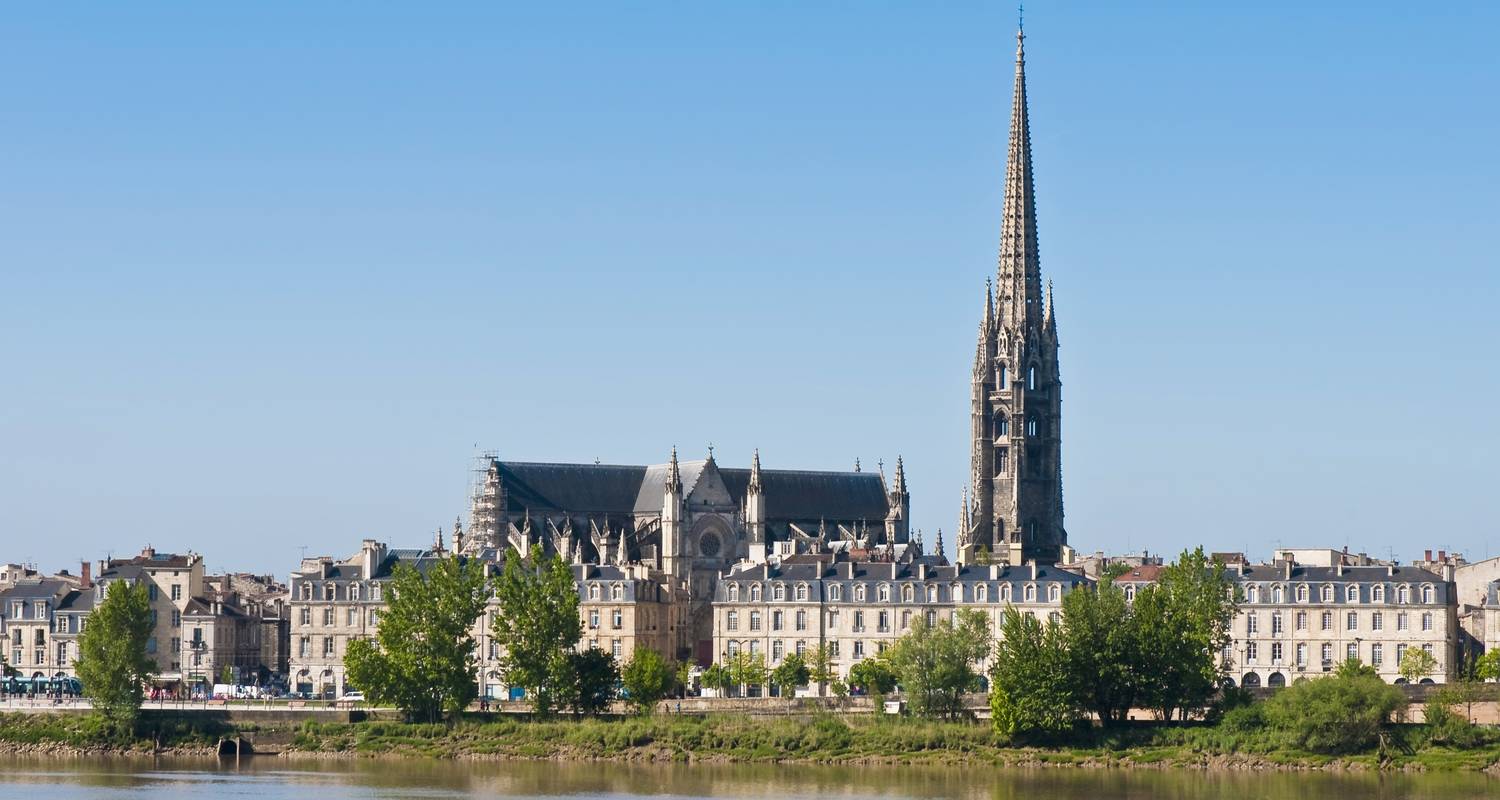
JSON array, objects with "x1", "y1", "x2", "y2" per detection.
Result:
[{"x1": 337, "y1": 691, "x2": 365, "y2": 703}]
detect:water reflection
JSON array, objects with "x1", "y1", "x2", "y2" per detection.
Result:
[{"x1": 0, "y1": 755, "x2": 1494, "y2": 800}]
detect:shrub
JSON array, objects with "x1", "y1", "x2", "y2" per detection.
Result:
[{"x1": 1262, "y1": 673, "x2": 1405, "y2": 754}]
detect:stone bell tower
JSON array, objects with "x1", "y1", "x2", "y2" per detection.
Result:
[{"x1": 960, "y1": 23, "x2": 1065, "y2": 567}]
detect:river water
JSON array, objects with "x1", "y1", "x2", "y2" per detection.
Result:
[{"x1": 0, "y1": 756, "x2": 1494, "y2": 799}]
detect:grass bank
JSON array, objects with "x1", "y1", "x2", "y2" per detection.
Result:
[
  {"x1": 279, "y1": 714, "x2": 1500, "y2": 772},
  {"x1": 2, "y1": 712, "x2": 1498, "y2": 772}
]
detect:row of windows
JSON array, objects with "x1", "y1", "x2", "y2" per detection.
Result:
[
  {"x1": 1242, "y1": 583, "x2": 1438, "y2": 605},
  {"x1": 993, "y1": 415, "x2": 1047, "y2": 439},
  {"x1": 724, "y1": 581, "x2": 1063, "y2": 604},
  {"x1": 296, "y1": 606, "x2": 380, "y2": 628},
  {"x1": 724, "y1": 607, "x2": 1063, "y2": 634},
  {"x1": 585, "y1": 584, "x2": 627, "y2": 602},
  {"x1": 1245, "y1": 609, "x2": 1436, "y2": 635},
  {"x1": 1242, "y1": 641, "x2": 1434, "y2": 669},
  {"x1": 295, "y1": 581, "x2": 385, "y2": 602}
]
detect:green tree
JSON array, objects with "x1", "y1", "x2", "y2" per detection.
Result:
[
  {"x1": 621, "y1": 648, "x2": 673, "y2": 714},
  {"x1": 770, "y1": 653, "x2": 810, "y2": 697},
  {"x1": 1059, "y1": 579, "x2": 1141, "y2": 726},
  {"x1": 806, "y1": 644, "x2": 836, "y2": 697},
  {"x1": 702, "y1": 663, "x2": 733, "y2": 696},
  {"x1": 727, "y1": 651, "x2": 768, "y2": 696},
  {"x1": 343, "y1": 554, "x2": 489, "y2": 723},
  {"x1": 568, "y1": 648, "x2": 619, "y2": 715},
  {"x1": 989, "y1": 606, "x2": 1074, "y2": 739},
  {"x1": 491, "y1": 545, "x2": 584, "y2": 716},
  {"x1": 1398, "y1": 647, "x2": 1438, "y2": 685},
  {"x1": 1262, "y1": 671, "x2": 1406, "y2": 754},
  {"x1": 1135, "y1": 548, "x2": 1239, "y2": 720},
  {"x1": 675, "y1": 660, "x2": 694, "y2": 698},
  {"x1": 1335, "y1": 657, "x2": 1379, "y2": 680},
  {"x1": 219, "y1": 664, "x2": 234, "y2": 686},
  {"x1": 1474, "y1": 649, "x2": 1500, "y2": 682},
  {"x1": 0, "y1": 651, "x2": 16, "y2": 678},
  {"x1": 847, "y1": 657, "x2": 898, "y2": 696},
  {"x1": 886, "y1": 609, "x2": 992, "y2": 718},
  {"x1": 75, "y1": 579, "x2": 155, "y2": 734}
]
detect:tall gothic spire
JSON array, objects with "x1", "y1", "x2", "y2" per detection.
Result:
[{"x1": 996, "y1": 24, "x2": 1042, "y2": 330}]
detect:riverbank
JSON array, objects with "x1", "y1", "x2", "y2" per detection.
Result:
[{"x1": 2, "y1": 712, "x2": 1498, "y2": 773}]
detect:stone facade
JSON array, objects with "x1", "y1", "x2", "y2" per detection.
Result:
[
  {"x1": 0, "y1": 579, "x2": 92, "y2": 681},
  {"x1": 711, "y1": 553, "x2": 1090, "y2": 688},
  {"x1": 961, "y1": 28, "x2": 1065, "y2": 567},
  {"x1": 1222, "y1": 560, "x2": 1457, "y2": 686},
  {"x1": 97, "y1": 547, "x2": 206, "y2": 679}
]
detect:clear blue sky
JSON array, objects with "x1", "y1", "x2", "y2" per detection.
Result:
[{"x1": 3, "y1": 3, "x2": 1497, "y2": 577}]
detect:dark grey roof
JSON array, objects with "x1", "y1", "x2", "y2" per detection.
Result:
[
  {"x1": 497, "y1": 458, "x2": 890, "y2": 522},
  {"x1": 499, "y1": 462, "x2": 647, "y2": 514},
  {"x1": 0, "y1": 580, "x2": 67, "y2": 601},
  {"x1": 1234, "y1": 564, "x2": 1447, "y2": 583},
  {"x1": 56, "y1": 590, "x2": 95, "y2": 612}
]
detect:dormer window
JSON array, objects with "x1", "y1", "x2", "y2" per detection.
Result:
[
  {"x1": 750, "y1": 584, "x2": 762, "y2": 602},
  {"x1": 877, "y1": 584, "x2": 890, "y2": 602}
]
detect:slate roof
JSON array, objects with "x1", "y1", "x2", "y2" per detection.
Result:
[{"x1": 496, "y1": 459, "x2": 890, "y2": 521}]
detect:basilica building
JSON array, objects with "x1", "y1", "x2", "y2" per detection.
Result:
[{"x1": 460, "y1": 448, "x2": 912, "y2": 663}]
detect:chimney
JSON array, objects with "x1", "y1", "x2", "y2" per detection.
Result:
[
  {"x1": 80, "y1": 561, "x2": 92, "y2": 589},
  {"x1": 1337, "y1": 561, "x2": 1344, "y2": 577},
  {"x1": 1425, "y1": 550, "x2": 1433, "y2": 563},
  {"x1": 1029, "y1": 561, "x2": 1037, "y2": 580},
  {"x1": 918, "y1": 563, "x2": 927, "y2": 581},
  {"x1": 990, "y1": 564, "x2": 1000, "y2": 580},
  {"x1": 1439, "y1": 550, "x2": 1447, "y2": 562},
  {"x1": 1283, "y1": 560, "x2": 1292, "y2": 580}
]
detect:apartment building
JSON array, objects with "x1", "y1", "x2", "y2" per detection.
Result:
[
  {"x1": 0, "y1": 579, "x2": 93, "y2": 680},
  {"x1": 710, "y1": 554, "x2": 1090, "y2": 689},
  {"x1": 96, "y1": 547, "x2": 205, "y2": 680},
  {"x1": 1225, "y1": 559, "x2": 1456, "y2": 687}
]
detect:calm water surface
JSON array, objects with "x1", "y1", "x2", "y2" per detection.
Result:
[{"x1": 0, "y1": 756, "x2": 1494, "y2": 800}]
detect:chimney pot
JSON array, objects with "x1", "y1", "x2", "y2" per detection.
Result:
[
  {"x1": 1439, "y1": 550, "x2": 1447, "y2": 561},
  {"x1": 1425, "y1": 550, "x2": 1433, "y2": 562}
]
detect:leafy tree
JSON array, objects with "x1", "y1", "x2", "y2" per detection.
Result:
[
  {"x1": 568, "y1": 648, "x2": 619, "y2": 715},
  {"x1": 1335, "y1": 657, "x2": 1379, "y2": 680},
  {"x1": 75, "y1": 579, "x2": 155, "y2": 734},
  {"x1": 344, "y1": 554, "x2": 489, "y2": 723},
  {"x1": 1262, "y1": 671, "x2": 1406, "y2": 754},
  {"x1": 989, "y1": 606, "x2": 1074, "y2": 739},
  {"x1": 621, "y1": 648, "x2": 673, "y2": 714},
  {"x1": 1136, "y1": 548, "x2": 1239, "y2": 720},
  {"x1": 1398, "y1": 647, "x2": 1437, "y2": 685},
  {"x1": 847, "y1": 657, "x2": 898, "y2": 696},
  {"x1": 770, "y1": 653, "x2": 810, "y2": 697},
  {"x1": 701, "y1": 663, "x2": 733, "y2": 696},
  {"x1": 1059, "y1": 579, "x2": 1140, "y2": 726},
  {"x1": 1474, "y1": 649, "x2": 1500, "y2": 682},
  {"x1": 491, "y1": 545, "x2": 584, "y2": 716},
  {"x1": 973, "y1": 546, "x2": 992, "y2": 566},
  {"x1": 675, "y1": 660, "x2": 694, "y2": 698},
  {"x1": 806, "y1": 644, "x2": 836, "y2": 697},
  {"x1": 219, "y1": 664, "x2": 234, "y2": 686},
  {"x1": 886, "y1": 609, "x2": 992, "y2": 718},
  {"x1": 0, "y1": 651, "x2": 16, "y2": 678},
  {"x1": 727, "y1": 651, "x2": 768, "y2": 696}
]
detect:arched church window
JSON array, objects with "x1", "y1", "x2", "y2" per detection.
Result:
[
  {"x1": 998, "y1": 363, "x2": 1008, "y2": 388},
  {"x1": 1028, "y1": 365, "x2": 1037, "y2": 390},
  {"x1": 995, "y1": 413, "x2": 1009, "y2": 437},
  {"x1": 996, "y1": 448, "x2": 1008, "y2": 475},
  {"x1": 1026, "y1": 418, "x2": 1038, "y2": 437}
]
